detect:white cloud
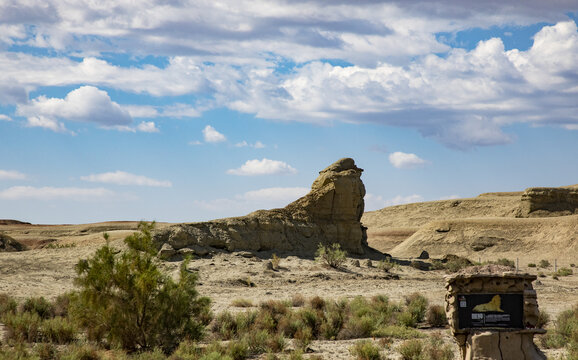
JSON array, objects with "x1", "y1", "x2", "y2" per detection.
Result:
[
  {"x1": 0, "y1": 3, "x2": 577, "y2": 147},
  {"x1": 0, "y1": 170, "x2": 27, "y2": 180},
  {"x1": 137, "y1": 121, "x2": 159, "y2": 133},
  {"x1": 364, "y1": 193, "x2": 424, "y2": 211},
  {"x1": 0, "y1": 186, "x2": 113, "y2": 200},
  {"x1": 227, "y1": 158, "x2": 297, "y2": 176},
  {"x1": 17, "y1": 86, "x2": 132, "y2": 132},
  {"x1": 0, "y1": 114, "x2": 12, "y2": 121},
  {"x1": 188, "y1": 140, "x2": 203, "y2": 146},
  {"x1": 80, "y1": 171, "x2": 172, "y2": 187},
  {"x1": 202, "y1": 125, "x2": 226, "y2": 143},
  {"x1": 235, "y1": 140, "x2": 266, "y2": 148},
  {"x1": 389, "y1": 152, "x2": 428, "y2": 169}
]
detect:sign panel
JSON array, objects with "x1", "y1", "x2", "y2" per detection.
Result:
[{"x1": 457, "y1": 293, "x2": 524, "y2": 329}]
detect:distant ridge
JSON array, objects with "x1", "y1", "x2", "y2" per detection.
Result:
[{"x1": 0, "y1": 219, "x2": 31, "y2": 225}]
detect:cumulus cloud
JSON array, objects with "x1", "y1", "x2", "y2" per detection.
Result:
[
  {"x1": 0, "y1": 186, "x2": 113, "y2": 200},
  {"x1": 0, "y1": 114, "x2": 13, "y2": 121},
  {"x1": 227, "y1": 158, "x2": 298, "y2": 176},
  {"x1": 80, "y1": 171, "x2": 172, "y2": 187},
  {"x1": 0, "y1": 2, "x2": 577, "y2": 147},
  {"x1": 0, "y1": 170, "x2": 27, "y2": 180},
  {"x1": 17, "y1": 86, "x2": 132, "y2": 132},
  {"x1": 202, "y1": 125, "x2": 226, "y2": 143},
  {"x1": 389, "y1": 152, "x2": 428, "y2": 169}
]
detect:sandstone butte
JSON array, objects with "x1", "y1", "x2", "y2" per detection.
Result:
[{"x1": 153, "y1": 158, "x2": 371, "y2": 257}]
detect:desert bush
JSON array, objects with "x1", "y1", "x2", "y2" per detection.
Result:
[
  {"x1": 169, "y1": 340, "x2": 202, "y2": 360},
  {"x1": 21, "y1": 296, "x2": 55, "y2": 319},
  {"x1": 398, "y1": 339, "x2": 423, "y2": 360},
  {"x1": 349, "y1": 339, "x2": 383, "y2": 360},
  {"x1": 405, "y1": 293, "x2": 428, "y2": 323},
  {"x1": 226, "y1": 339, "x2": 249, "y2": 360},
  {"x1": 291, "y1": 294, "x2": 305, "y2": 307},
  {"x1": 398, "y1": 310, "x2": 418, "y2": 328},
  {"x1": 436, "y1": 256, "x2": 473, "y2": 273},
  {"x1": 315, "y1": 243, "x2": 347, "y2": 269},
  {"x1": 2, "y1": 311, "x2": 42, "y2": 342},
  {"x1": 541, "y1": 304, "x2": 578, "y2": 352},
  {"x1": 539, "y1": 259, "x2": 551, "y2": 268},
  {"x1": 0, "y1": 293, "x2": 17, "y2": 317},
  {"x1": 426, "y1": 305, "x2": 447, "y2": 327},
  {"x1": 309, "y1": 296, "x2": 326, "y2": 311},
  {"x1": 339, "y1": 314, "x2": 375, "y2": 339},
  {"x1": 42, "y1": 316, "x2": 77, "y2": 344},
  {"x1": 231, "y1": 298, "x2": 253, "y2": 308},
  {"x1": 294, "y1": 325, "x2": 313, "y2": 350},
  {"x1": 70, "y1": 222, "x2": 211, "y2": 353},
  {"x1": 424, "y1": 333, "x2": 454, "y2": 360},
  {"x1": 555, "y1": 267, "x2": 573, "y2": 277},
  {"x1": 377, "y1": 258, "x2": 395, "y2": 273},
  {"x1": 53, "y1": 292, "x2": 73, "y2": 317},
  {"x1": 271, "y1": 254, "x2": 281, "y2": 270},
  {"x1": 320, "y1": 300, "x2": 347, "y2": 340},
  {"x1": 59, "y1": 343, "x2": 102, "y2": 360},
  {"x1": 489, "y1": 258, "x2": 515, "y2": 268},
  {"x1": 36, "y1": 342, "x2": 58, "y2": 360},
  {"x1": 536, "y1": 310, "x2": 550, "y2": 329},
  {"x1": 528, "y1": 263, "x2": 537, "y2": 268}
]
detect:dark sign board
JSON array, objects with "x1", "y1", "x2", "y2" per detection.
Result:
[{"x1": 458, "y1": 293, "x2": 524, "y2": 329}]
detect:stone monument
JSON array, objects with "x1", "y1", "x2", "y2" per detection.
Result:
[{"x1": 445, "y1": 265, "x2": 546, "y2": 360}]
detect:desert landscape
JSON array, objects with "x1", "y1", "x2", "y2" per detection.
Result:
[{"x1": 1, "y1": 158, "x2": 578, "y2": 359}]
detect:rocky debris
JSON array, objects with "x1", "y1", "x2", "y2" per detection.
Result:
[
  {"x1": 518, "y1": 186, "x2": 578, "y2": 217},
  {"x1": 0, "y1": 233, "x2": 26, "y2": 252},
  {"x1": 154, "y1": 158, "x2": 369, "y2": 256},
  {"x1": 417, "y1": 250, "x2": 429, "y2": 259}
]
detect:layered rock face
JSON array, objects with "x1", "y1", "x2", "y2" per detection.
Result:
[
  {"x1": 153, "y1": 158, "x2": 368, "y2": 256},
  {"x1": 518, "y1": 186, "x2": 578, "y2": 217}
]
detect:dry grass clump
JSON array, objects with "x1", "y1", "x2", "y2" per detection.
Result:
[
  {"x1": 426, "y1": 305, "x2": 447, "y2": 328},
  {"x1": 349, "y1": 339, "x2": 383, "y2": 360},
  {"x1": 231, "y1": 298, "x2": 254, "y2": 308}
]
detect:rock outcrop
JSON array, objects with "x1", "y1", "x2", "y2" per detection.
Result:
[
  {"x1": 0, "y1": 233, "x2": 25, "y2": 252},
  {"x1": 153, "y1": 158, "x2": 369, "y2": 256},
  {"x1": 518, "y1": 186, "x2": 578, "y2": 217}
]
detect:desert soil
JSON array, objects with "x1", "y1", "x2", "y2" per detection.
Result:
[{"x1": 1, "y1": 222, "x2": 577, "y2": 359}]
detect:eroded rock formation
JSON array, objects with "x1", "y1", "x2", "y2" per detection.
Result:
[
  {"x1": 518, "y1": 185, "x2": 578, "y2": 217},
  {"x1": 154, "y1": 158, "x2": 368, "y2": 256},
  {"x1": 0, "y1": 233, "x2": 25, "y2": 252}
]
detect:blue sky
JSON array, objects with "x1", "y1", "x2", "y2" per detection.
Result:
[{"x1": 1, "y1": 1, "x2": 578, "y2": 224}]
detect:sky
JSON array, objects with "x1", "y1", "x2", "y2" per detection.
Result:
[{"x1": 1, "y1": 0, "x2": 578, "y2": 224}]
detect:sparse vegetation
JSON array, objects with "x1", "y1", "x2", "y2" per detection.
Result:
[
  {"x1": 426, "y1": 305, "x2": 447, "y2": 327},
  {"x1": 554, "y1": 267, "x2": 573, "y2": 277},
  {"x1": 70, "y1": 222, "x2": 212, "y2": 353},
  {"x1": 539, "y1": 259, "x2": 551, "y2": 268},
  {"x1": 528, "y1": 263, "x2": 537, "y2": 268},
  {"x1": 487, "y1": 258, "x2": 515, "y2": 268},
  {"x1": 271, "y1": 253, "x2": 281, "y2": 270},
  {"x1": 377, "y1": 258, "x2": 395, "y2": 272},
  {"x1": 540, "y1": 304, "x2": 578, "y2": 358},
  {"x1": 349, "y1": 339, "x2": 383, "y2": 360},
  {"x1": 315, "y1": 243, "x2": 347, "y2": 269},
  {"x1": 231, "y1": 298, "x2": 254, "y2": 308}
]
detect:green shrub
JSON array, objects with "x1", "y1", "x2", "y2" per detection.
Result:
[
  {"x1": 424, "y1": 333, "x2": 454, "y2": 360},
  {"x1": 539, "y1": 259, "x2": 551, "y2": 268},
  {"x1": 349, "y1": 339, "x2": 383, "y2": 360},
  {"x1": 405, "y1": 293, "x2": 428, "y2": 323},
  {"x1": 226, "y1": 339, "x2": 249, "y2": 360},
  {"x1": 70, "y1": 222, "x2": 211, "y2": 353},
  {"x1": 315, "y1": 243, "x2": 347, "y2": 269},
  {"x1": 43, "y1": 316, "x2": 77, "y2": 344},
  {"x1": 2, "y1": 311, "x2": 42, "y2": 342},
  {"x1": 528, "y1": 263, "x2": 537, "y2": 268},
  {"x1": 0, "y1": 293, "x2": 17, "y2": 317},
  {"x1": 536, "y1": 310, "x2": 550, "y2": 329},
  {"x1": 490, "y1": 258, "x2": 515, "y2": 268},
  {"x1": 398, "y1": 339, "x2": 423, "y2": 360},
  {"x1": 36, "y1": 342, "x2": 58, "y2": 360},
  {"x1": 398, "y1": 310, "x2": 418, "y2": 328},
  {"x1": 169, "y1": 340, "x2": 202, "y2": 360},
  {"x1": 426, "y1": 305, "x2": 447, "y2": 327},
  {"x1": 555, "y1": 267, "x2": 573, "y2": 277},
  {"x1": 21, "y1": 296, "x2": 55, "y2": 319},
  {"x1": 59, "y1": 343, "x2": 102, "y2": 360}
]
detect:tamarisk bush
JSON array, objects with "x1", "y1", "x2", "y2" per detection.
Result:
[{"x1": 71, "y1": 222, "x2": 211, "y2": 353}]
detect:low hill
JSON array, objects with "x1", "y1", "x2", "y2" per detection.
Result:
[{"x1": 362, "y1": 186, "x2": 578, "y2": 262}]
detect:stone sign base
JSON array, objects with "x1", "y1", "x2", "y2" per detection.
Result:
[{"x1": 463, "y1": 329, "x2": 546, "y2": 360}]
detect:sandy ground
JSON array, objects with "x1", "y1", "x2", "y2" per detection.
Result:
[{"x1": 1, "y1": 224, "x2": 577, "y2": 359}]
